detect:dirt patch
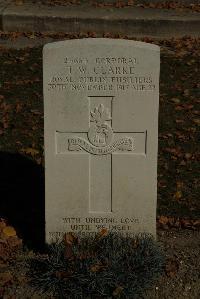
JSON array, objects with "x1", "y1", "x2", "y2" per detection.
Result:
[{"x1": 144, "y1": 229, "x2": 200, "y2": 299}]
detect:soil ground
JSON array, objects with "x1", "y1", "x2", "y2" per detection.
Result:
[{"x1": 144, "y1": 229, "x2": 200, "y2": 299}]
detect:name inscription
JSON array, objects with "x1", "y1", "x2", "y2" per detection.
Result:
[{"x1": 47, "y1": 56, "x2": 156, "y2": 92}]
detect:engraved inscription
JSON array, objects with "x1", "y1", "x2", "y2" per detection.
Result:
[
  {"x1": 68, "y1": 103, "x2": 134, "y2": 155},
  {"x1": 68, "y1": 137, "x2": 134, "y2": 155},
  {"x1": 48, "y1": 216, "x2": 140, "y2": 241},
  {"x1": 47, "y1": 55, "x2": 157, "y2": 92}
]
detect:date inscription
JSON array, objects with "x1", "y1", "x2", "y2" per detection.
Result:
[{"x1": 47, "y1": 56, "x2": 156, "y2": 92}]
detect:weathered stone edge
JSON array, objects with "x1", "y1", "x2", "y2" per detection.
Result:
[
  {"x1": 1, "y1": 4, "x2": 200, "y2": 38},
  {"x1": 0, "y1": 1, "x2": 12, "y2": 31}
]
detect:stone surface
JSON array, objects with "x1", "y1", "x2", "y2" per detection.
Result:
[
  {"x1": 0, "y1": 0, "x2": 11, "y2": 30},
  {"x1": 2, "y1": 3, "x2": 200, "y2": 37},
  {"x1": 44, "y1": 38, "x2": 160, "y2": 242}
]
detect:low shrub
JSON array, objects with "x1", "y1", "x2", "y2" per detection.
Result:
[{"x1": 27, "y1": 232, "x2": 164, "y2": 298}]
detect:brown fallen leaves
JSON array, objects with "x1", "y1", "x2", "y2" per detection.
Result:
[
  {"x1": 52, "y1": 230, "x2": 110, "y2": 283},
  {"x1": 3, "y1": 78, "x2": 40, "y2": 86},
  {"x1": 20, "y1": 147, "x2": 39, "y2": 157},
  {"x1": 165, "y1": 258, "x2": 179, "y2": 278},
  {"x1": 90, "y1": 262, "x2": 107, "y2": 273},
  {"x1": 137, "y1": 1, "x2": 200, "y2": 12},
  {"x1": 163, "y1": 147, "x2": 197, "y2": 162},
  {"x1": 63, "y1": 232, "x2": 78, "y2": 260},
  {"x1": 173, "y1": 181, "x2": 184, "y2": 201},
  {"x1": 91, "y1": 0, "x2": 200, "y2": 11},
  {"x1": 63, "y1": 229, "x2": 109, "y2": 261},
  {"x1": 14, "y1": 0, "x2": 200, "y2": 11},
  {"x1": 93, "y1": 0, "x2": 134, "y2": 8},
  {"x1": 32, "y1": 0, "x2": 81, "y2": 6},
  {"x1": 0, "y1": 95, "x2": 11, "y2": 134},
  {"x1": 112, "y1": 286, "x2": 124, "y2": 297},
  {"x1": 15, "y1": 0, "x2": 24, "y2": 5},
  {"x1": 0, "y1": 219, "x2": 22, "y2": 266},
  {"x1": 0, "y1": 271, "x2": 13, "y2": 287},
  {"x1": 0, "y1": 219, "x2": 22, "y2": 295},
  {"x1": 1, "y1": 32, "x2": 200, "y2": 59},
  {"x1": 157, "y1": 216, "x2": 200, "y2": 230}
]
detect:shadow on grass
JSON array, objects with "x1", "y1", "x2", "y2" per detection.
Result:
[{"x1": 0, "y1": 151, "x2": 45, "y2": 250}]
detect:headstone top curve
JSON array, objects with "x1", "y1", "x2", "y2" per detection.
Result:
[{"x1": 43, "y1": 38, "x2": 160, "y2": 53}]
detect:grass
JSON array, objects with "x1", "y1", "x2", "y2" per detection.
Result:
[{"x1": 26, "y1": 233, "x2": 164, "y2": 298}]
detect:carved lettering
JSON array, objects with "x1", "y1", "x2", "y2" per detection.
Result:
[
  {"x1": 47, "y1": 56, "x2": 157, "y2": 92},
  {"x1": 68, "y1": 137, "x2": 134, "y2": 155}
]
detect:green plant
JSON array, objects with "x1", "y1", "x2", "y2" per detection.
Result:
[{"x1": 27, "y1": 232, "x2": 164, "y2": 298}]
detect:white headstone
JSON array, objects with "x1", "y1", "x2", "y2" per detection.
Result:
[{"x1": 44, "y1": 38, "x2": 160, "y2": 242}]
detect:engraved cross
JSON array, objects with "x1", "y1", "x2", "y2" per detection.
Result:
[{"x1": 57, "y1": 96, "x2": 146, "y2": 213}]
